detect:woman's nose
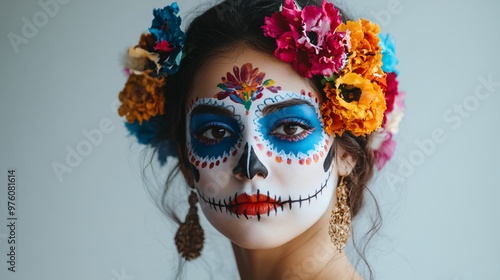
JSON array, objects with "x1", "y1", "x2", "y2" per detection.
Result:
[{"x1": 232, "y1": 143, "x2": 268, "y2": 180}]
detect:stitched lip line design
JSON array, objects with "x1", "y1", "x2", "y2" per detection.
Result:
[{"x1": 197, "y1": 171, "x2": 332, "y2": 221}]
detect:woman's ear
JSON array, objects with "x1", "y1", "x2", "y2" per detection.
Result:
[{"x1": 335, "y1": 146, "x2": 357, "y2": 176}]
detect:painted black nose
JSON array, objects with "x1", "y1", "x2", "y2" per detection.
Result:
[{"x1": 233, "y1": 143, "x2": 268, "y2": 179}]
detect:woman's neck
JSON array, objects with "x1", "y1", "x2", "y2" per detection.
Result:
[{"x1": 231, "y1": 204, "x2": 362, "y2": 280}]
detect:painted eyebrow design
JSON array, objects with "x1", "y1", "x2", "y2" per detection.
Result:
[
  {"x1": 262, "y1": 99, "x2": 314, "y2": 116},
  {"x1": 190, "y1": 105, "x2": 234, "y2": 117}
]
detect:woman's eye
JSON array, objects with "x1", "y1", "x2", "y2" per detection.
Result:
[
  {"x1": 270, "y1": 119, "x2": 315, "y2": 141},
  {"x1": 202, "y1": 127, "x2": 233, "y2": 140},
  {"x1": 273, "y1": 123, "x2": 304, "y2": 136},
  {"x1": 194, "y1": 123, "x2": 235, "y2": 146}
]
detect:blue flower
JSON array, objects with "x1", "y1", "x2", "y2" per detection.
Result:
[
  {"x1": 153, "y1": 139, "x2": 174, "y2": 165},
  {"x1": 124, "y1": 116, "x2": 176, "y2": 164},
  {"x1": 149, "y1": 2, "x2": 186, "y2": 75},
  {"x1": 378, "y1": 33, "x2": 399, "y2": 75}
]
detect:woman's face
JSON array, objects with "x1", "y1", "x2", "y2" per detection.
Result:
[{"x1": 186, "y1": 47, "x2": 340, "y2": 249}]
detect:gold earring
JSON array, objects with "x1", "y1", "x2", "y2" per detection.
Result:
[
  {"x1": 174, "y1": 190, "x2": 204, "y2": 260},
  {"x1": 329, "y1": 176, "x2": 351, "y2": 252}
]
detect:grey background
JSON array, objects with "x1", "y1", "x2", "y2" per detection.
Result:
[{"x1": 1, "y1": 0, "x2": 499, "y2": 279}]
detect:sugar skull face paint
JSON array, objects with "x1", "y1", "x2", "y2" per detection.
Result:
[
  {"x1": 188, "y1": 101, "x2": 242, "y2": 167},
  {"x1": 187, "y1": 49, "x2": 341, "y2": 249},
  {"x1": 256, "y1": 99, "x2": 325, "y2": 159}
]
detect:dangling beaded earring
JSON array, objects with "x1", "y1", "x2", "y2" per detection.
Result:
[
  {"x1": 329, "y1": 176, "x2": 351, "y2": 252},
  {"x1": 174, "y1": 190, "x2": 204, "y2": 260}
]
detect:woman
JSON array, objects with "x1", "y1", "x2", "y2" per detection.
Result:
[{"x1": 117, "y1": 0, "x2": 403, "y2": 279}]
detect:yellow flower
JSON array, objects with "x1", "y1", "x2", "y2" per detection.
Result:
[
  {"x1": 321, "y1": 72, "x2": 386, "y2": 136},
  {"x1": 118, "y1": 71, "x2": 166, "y2": 124}
]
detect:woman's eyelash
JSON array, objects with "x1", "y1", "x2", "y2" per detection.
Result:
[
  {"x1": 194, "y1": 122, "x2": 235, "y2": 145},
  {"x1": 270, "y1": 118, "x2": 315, "y2": 141}
]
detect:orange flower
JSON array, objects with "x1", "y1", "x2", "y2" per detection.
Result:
[
  {"x1": 118, "y1": 70, "x2": 166, "y2": 124},
  {"x1": 337, "y1": 19, "x2": 384, "y2": 81},
  {"x1": 321, "y1": 72, "x2": 386, "y2": 136},
  {"x1": 320, "y1": 99, "x2": 344, "y2": 135}
]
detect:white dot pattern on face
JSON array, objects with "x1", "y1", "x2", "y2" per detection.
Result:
[
  {"x1": 253, "y1": 90, "x2": 330, "y2": 166},
  {"x1": 186, "y1": 98, "x2": 244, "y2": 170}
]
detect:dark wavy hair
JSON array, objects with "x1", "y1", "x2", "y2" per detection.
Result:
[{"x1": 150, "y1": 0, "x2": 382, "y2": 279}]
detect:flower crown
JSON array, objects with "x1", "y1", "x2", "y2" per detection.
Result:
[
  {"x1": 117, "y1": 3, "x2": 186, "y2": 164},
  {"x1": 117, "y1": 0, "x2": 405, "y2": 170}
]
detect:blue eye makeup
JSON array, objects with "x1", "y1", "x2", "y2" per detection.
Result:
[
  {"x1": 195, "y1": 122, "x2": 235, "y2": 145},
  {"x1": 190, "y1": 112, "x2": 241, "y2": 159},
  {"x1": 270, "y1": 117, "x2": 315, "y2": 141},
  {"x1": 258, "y1": 103, "x2": 323, "y2": 156}
]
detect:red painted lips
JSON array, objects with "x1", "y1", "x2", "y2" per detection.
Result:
[{"x1": 228, "y1": 193, "x2": 278, "y2": 216}]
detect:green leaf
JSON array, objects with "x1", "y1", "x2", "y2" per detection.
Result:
[
  {"x1": 262, "y1": 79, "x2": 275, "y2": 86},
  {"x1": 217, "y1": 83, "x2": 227, "y2": 90},
  {"x1": 321, "y1": 73, "x2": 338, "y2": 85}
]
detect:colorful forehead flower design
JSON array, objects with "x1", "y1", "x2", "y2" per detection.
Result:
[{"x1": 215, "y1": 63, "x2": 282, "y2": 114}]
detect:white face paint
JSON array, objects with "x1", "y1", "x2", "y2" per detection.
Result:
[{"x1": 186, "y1": 49, "x2": 340, "y2": 249}]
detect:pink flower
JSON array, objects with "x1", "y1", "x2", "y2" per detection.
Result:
[
  {"x1": 297, "y1": 3, "x2": 333, "y2": 54},
  {"x1": 394, "y1": 90, "x2": 405, "y2": 110},
  {"x1": 262, "y1": 0, "x2": 347, "y2": 78},
  {"x1": 373, "y1": 134, "x2": 396, "y2": 170},
  {"x1": 281, "y1": 0, "x2": 302, "y2": 31},
  {"x1": 275, "y1": 32, "x2": 298, "y2": 63},
  {"x1": 154, "y1": 40, "x2": 174, "y2": 52},
  {"x1": 311, "y1": 31, "x2": 348, "y2": 76},
  {"x1": 384, "y1": 72, "x2": 399, "y2": 116},
  {"x1": 383, "y1": 91, "x2": 405, "y2": 134},
  {"x1": 371, "y1": 88, "x2": 404, "y2": 170}
]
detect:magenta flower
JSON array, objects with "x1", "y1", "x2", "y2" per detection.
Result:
[
  {"x1": 262, "y1": 0, "x2": 348, "y2": 78},
  {"x1": 373, "y1": 134, "x2": 396, "y2": 170},
  {"x1": 382, "y1": 72, "x2": 399, "y2": 123},
  {"x1": 154, "y1": 40, "x2": 174, "y2": 52}
]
